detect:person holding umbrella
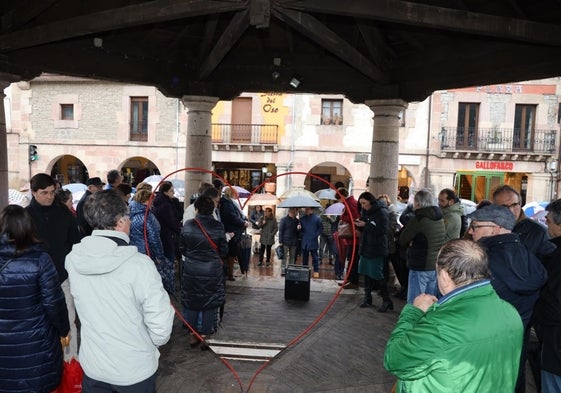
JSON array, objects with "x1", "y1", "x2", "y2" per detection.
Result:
[{"x1": 299, "y1": 207, "x2": 323, "y2": 278}]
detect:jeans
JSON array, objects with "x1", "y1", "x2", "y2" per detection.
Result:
[
  {"x1": 183, "y1": 307, "x2": 217, "y2": 335},
  {"x1": 82, "y1": 372, "x2": 156, "y2": 393},
  {"x1": 407, "y1": 269, "x2": 437, "y2": 304},
  {"x1": 542, "y1": 370, "x2": 561, "y2": 393},
  {"x1": 302, "y1": 248, "x2": 319, "y2": 272}
]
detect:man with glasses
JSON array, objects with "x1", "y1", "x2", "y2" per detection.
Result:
[
  {"x1": 468, "y1": 204, "x2": 547, "y2": 393},
  {"x1": 66, "y1": 190, "x2": 173, "y2": 392},
  {"x1": 492, "y1": 184, "x2": 556, "y2": 259}
]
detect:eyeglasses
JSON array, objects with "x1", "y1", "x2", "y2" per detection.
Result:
[
  {"x1": 470, "y1": 224, "x2": 499, "y2": 230},
  {"x1": 501, "y1": 202, "x2": 520, "y2": 209}
]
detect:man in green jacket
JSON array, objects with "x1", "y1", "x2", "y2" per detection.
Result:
[{"x1": 384, "y1": 239, "x2": 523, "y2": 393}]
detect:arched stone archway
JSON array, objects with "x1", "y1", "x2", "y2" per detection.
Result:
[
  {"x1": 121, "y1": 156, "x2": 160, "y2": 186},
  {"x1": 50, "y1": 155, "x2": 87, "y2": 184},
  {"x1": 306, "y1": 162, "x2": 354, "y2": 193}
]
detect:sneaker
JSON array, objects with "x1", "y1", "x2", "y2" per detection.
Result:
[
  {"x1": 257, "y1": 262, "x2": 263, "y2": 266},
  {"x1": 313, "y1": 272, "x2": 320, "y2": 279},
  {"x1": 281, "y1": 268, "x2": 286, "y2": 276},
  {"x1": 266, "y1": 262, "x2": 271, "y2": 267},
  {"x1": 342, "y1": 282, "x2": 359, "y2": 290}
]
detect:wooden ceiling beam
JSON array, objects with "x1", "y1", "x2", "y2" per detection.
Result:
[
  {"x1": 0, "y1": 0, "x2": 247, "y2": 51},
  {"x1": 1, "y1": 0, "x2": 59, "y2": 32},
  {"x1": 198, "y1": 9, "x2": 250, "y2": 79},
  {"x1": 271, "y1": 6, "x2": 386, "y2": 82},
  {"x1": 356, "y1": 21, "x2": 395, "y2": 71},
  {"x1": 282, "y1": 0, "x2": 561, "y2": 46}
]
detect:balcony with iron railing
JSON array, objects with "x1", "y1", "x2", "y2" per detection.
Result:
[
  {"x1": 439, "y1": 127, "x2": 558, "y2": 160},
  {"x1": 211, "y1": 123, "x2": 278, "y2": 151},
  {"x1": 129, "y1": 120, "x2": 148, "y2": 142}
]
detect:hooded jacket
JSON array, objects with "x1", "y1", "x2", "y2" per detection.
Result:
[
  {"x1": 180, "y1": 214, "x2": 227, "y2": 311},
  {"x1": 479, "y1": 232, "x2": 547, "y2": 327},
  {"x1": 398, "y1": 206, "x2": 446, "y2": 271},
  {"x1": 534, "y1": 236, "x2": 561, "y2": 376},
  {"x1": 385, "y1": 280, "x2": 523, "y2": 393},
  {"x1": 65, "y1": 230, "x2": 174, "y2": 386},
  {"x1": 441, "y1": 201, "x2": 463, "y2": 241},
  {"x1": 129, "y1": 200, "x2": 164, "y2": 261},
  {"x1": 358, "y1": 200, "x2": 389, "y2": 258},
  {"x1": 514, "y1": 216, "x2": 556, "y2": 259},
  {"x1": 0, "y1": 238, "x2": 70, "y2": 392}
]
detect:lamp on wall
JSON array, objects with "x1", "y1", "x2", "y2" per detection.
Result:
[{"x1": 289, "y1": 76, "x2": 301, "y2": 89}]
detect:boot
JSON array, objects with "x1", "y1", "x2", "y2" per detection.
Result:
[
  {"x1": 376, "y1": 279, "x2": 394, "y2": 313},
  {"x1": 360, "y1": 277, "x2": 373, "y2": 307},
  {"x1": 227, "y1": 257, "x2": 235, "y2": 281}
]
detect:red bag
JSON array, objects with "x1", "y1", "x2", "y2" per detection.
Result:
[{"x1": 53, "y1": 358, "x2": 83, "y2": 393}]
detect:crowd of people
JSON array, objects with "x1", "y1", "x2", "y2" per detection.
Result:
[{"x1": 1, "y1": 169, "x2": 561, "y2": 392}]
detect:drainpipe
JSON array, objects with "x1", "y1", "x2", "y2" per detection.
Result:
[
  {"x1": 175, "y1": 98, "x2": 181, "y2": 175},
  {"x1": 286, "y1": 94, "x2": 296, "y2": 190},
  {"x1": 424, "y1": 94, "x2": 432, "y2": 188}
]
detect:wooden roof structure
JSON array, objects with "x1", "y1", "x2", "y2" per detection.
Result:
[{"x1": 0, "y1": 0, "x2": 560, "y2": 103}]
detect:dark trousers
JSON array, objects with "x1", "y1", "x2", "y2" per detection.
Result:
[
  {"x1": 82, "y1": 372, "x2": 156, "y2": 393},
  {"x1": 259, "y1": 244, "x2": 272, "y2": 262}
]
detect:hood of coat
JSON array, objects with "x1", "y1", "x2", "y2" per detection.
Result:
[
  {"x1": 66, "y1": 230, "x2": 138, "y2": 275},
  {"x1": 442, "y1": 201, "x2": 464, "y2": 216},
  {"x1": 415, "y1": 205, "x2": 443, "y2": 221},
  {"x1": 129, "y1": 200, "x2": 148, "y2": 217}
]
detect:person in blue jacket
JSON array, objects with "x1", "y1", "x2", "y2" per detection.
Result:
[
  {"x1": 0, "y1": 205, "x2": 70, "y2": 392},
  {"x1": 299, "y1": 206, "x2": 323, "y2": 278}
]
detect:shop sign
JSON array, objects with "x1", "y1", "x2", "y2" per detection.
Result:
[{"x1": 475, "y1": 161, "x2": 514, "y2": 170}]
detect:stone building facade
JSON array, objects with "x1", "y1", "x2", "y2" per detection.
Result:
[{"x1": 5, "y1": 74, "x2": 561, "y2": 206}]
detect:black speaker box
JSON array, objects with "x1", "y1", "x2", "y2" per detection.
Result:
[{"x1": 284, "y1": 264, "x2": 311, "y2": 301}]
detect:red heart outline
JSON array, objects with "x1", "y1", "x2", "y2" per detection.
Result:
[{"x1": 143, "y1": 168, "x2": 359, "y2": 392}]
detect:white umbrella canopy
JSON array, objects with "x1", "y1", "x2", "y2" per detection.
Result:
[
  {"x1": 323, "y1": 202, "x2": 344, "y2": 215},
  {"x1": 278, "y1": 195, "x2": 322, "y2": 208},
  {"x1": 62, "y1": 183, "x2": 87, "y2": 193},
  {"x1": 144, "y1": 175, "x2": 185, "y2": 201},
  {"x1": 279, "y1": 186, "x2": 321, "y2": 202},
  {"x1": 245, "y1": 193, "x2": 279, "y2": 206},
  {"x1": 8, "y1": 189, "x2": 29, "y2": 207},
  {"x1": 315, "y1": 188, "x2": 337, "y2": 200},
  {"x1": 223, "y1": 185, "x2": 251, "y2": 198}
]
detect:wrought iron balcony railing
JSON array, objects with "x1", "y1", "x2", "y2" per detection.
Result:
[
  {"x1": 212, "y1": 123, "x2": 278, "y2": 144},
  {"x1": 439, "y1": 127, "x2": 557, "y2": 154}
]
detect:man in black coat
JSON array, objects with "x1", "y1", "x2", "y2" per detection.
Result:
[
  {"x1": 533, "y1": 199, "x2": 561, "y2": 391},
  {"x1": 26, "y1": 173, "x2": 82, "y2": 360},
  {"x1": 76, "y1": 176, "x2": 105, "y2": 236}
]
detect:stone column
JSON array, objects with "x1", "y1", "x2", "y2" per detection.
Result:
[
  {"x1": 181, "y1": 96, "x2": 219, "y2": 201},
  {"x1": 364, "y1": 99, "x2": 407, "y2": 204},
  {"x1": 0, "y1": 83, "x2": 11, "y2": 209}
]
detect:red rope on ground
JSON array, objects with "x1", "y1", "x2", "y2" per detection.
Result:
[{"x1": 140, "y1": 169, "x2": 358, "y2": 393}]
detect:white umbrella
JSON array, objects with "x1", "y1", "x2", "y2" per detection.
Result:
[
  {"x1": 8, "y1": 189, "x2": 29, "y2": 207},
  {"x1": 245, "y1": 193, "x2": 279, "y2": 206},
  {"x1": 279, "y1": 186, "x2": 321, "y2": 202},
  {"x1": 62, "y1": 183, "x2": 87, "y2": 193},
  {"x1": 278, "y1": 195, "x2": 322, "y2": 208},
  {"x1": 323, "y1": 202, "x2": 344, "y2": 215},
  {"x1": 223, "y1": 185, "x2": 250, "y2": 198},
  {"x1": 315, "y1": 188, "x2": 337, "y2": 200}
]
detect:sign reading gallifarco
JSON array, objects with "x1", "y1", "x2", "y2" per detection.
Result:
[{"x1": 475, "y1": 161, "x2": 514, "y2": 171}]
